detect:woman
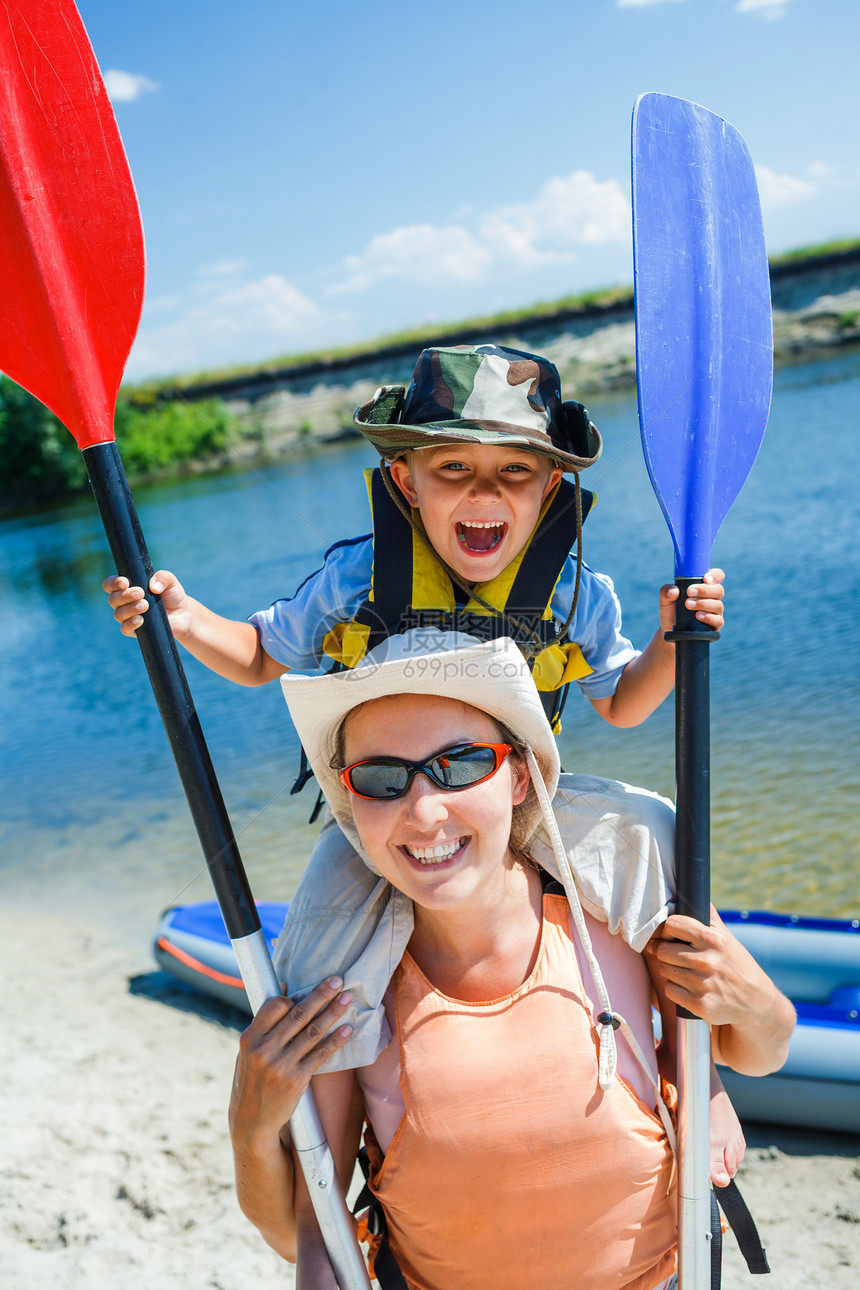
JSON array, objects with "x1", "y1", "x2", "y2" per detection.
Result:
[{"x1": 229, "y1": 631, "x2": 794, "y2": 1290}]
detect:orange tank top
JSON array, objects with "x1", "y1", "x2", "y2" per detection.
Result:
[{"x1": 364, "y1": 892, "x2": 678, "y2": 1290}]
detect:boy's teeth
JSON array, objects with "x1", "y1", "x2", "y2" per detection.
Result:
[
  {"x1": 406, "y1": 839, "x2": 463, "y2": 864},
  {"x1": 457, "y1": 520, "x2": 505, "y2": 552}
]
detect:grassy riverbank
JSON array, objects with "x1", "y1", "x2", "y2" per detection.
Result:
[
  {"x1": 126, "y1": 237, "x2": 860, "y2": 398},
  {"x1": 3, "y1": 237, "x2": 859, "y2": 514}
]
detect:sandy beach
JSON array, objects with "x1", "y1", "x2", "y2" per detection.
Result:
[{"x1": 2, "y1": 905, "x2": 858, "y2": 1289}]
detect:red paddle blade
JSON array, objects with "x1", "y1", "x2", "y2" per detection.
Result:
[{"x1": 0, "y1": 0, "x2": 144, "y2": 447}]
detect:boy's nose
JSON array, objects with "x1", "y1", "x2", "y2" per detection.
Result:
[{"x1": 469, "y1": 473, "x2": 502, "y2": 499}]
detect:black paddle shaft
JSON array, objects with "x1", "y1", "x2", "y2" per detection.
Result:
[
  {"x1": 666, "y1": 577, "x2": 720, "y2": 1019},
  {"x1": 83, "y1": 440, "x2": 259, "y2": 940}
]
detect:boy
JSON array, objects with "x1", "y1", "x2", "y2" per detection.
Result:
[
  {"x1": 106, "y1": 344, "x2": 723, "y2": 718},
  {"x1": 106, "y1": 345, "x2": 737, "y2": 1179}
]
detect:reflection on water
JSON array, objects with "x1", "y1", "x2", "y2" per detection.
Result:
[{"x1": 1, "y1": 352, "x2": 858, "y2": 946}]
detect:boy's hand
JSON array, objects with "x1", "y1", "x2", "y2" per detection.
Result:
[
  {"x1": 709, "y1": 1074, "x2": 746, "y2": 1188},
  {"x1": 103, "y1": 569, "x2": 189, "y2": 638},
  {"x1": 659, "y1": 567, "x2": 725, "y2": 634}
]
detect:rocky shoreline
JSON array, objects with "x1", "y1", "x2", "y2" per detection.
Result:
[{"x1": 159, "y1": 248, "x2": 860, "y2": 468}]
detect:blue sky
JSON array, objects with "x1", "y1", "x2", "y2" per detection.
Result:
[{"x1": 76, "y1": 0, "x2": 860, "y2": 382}]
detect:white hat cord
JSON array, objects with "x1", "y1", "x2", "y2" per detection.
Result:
[{"x1": 524, "y1": 744, "x2": 677, "y2": 1148}]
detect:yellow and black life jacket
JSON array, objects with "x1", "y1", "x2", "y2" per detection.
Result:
[{"x1": 322, "y1": 468, "x2": 595, "y2": 731}]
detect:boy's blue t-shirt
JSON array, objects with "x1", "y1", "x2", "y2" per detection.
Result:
[{"x1": 249, "y1": 535, "x2": 638, "y2": 700}]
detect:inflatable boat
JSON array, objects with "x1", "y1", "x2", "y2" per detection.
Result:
[
  {"x1": 153, "y1": 900, "x2": 287, "y2": 1014},
  {"x1": 717, "y1": 910, "x2": 860, "y2": 1135},
  {"x1": 152, "y1": 901, "x2": 860, "y2": 1134}
]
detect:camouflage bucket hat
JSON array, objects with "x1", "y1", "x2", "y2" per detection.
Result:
[{"x1": 353, "y1": 343, "x2": 602, "y2": 472}]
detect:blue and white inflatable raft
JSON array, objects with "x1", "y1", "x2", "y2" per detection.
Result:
[
  {"x1": 717, "y1": 910, "x2": 860, "y2": 1135},
  {"x1": 153, "y1": 900, "x2": 288, "y2": 1012},
  {"x1": 153, "y1": 901, "x2": 860, "y2": 1135}
]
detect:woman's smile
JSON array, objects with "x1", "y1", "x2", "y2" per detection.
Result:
[{"x1": 401, "y1": 837, "x2": 469, "y2": 866}]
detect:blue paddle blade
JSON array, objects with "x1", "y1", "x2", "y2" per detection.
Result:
[{"x1": 632, "y1": 93, "x2": 773, "y2": 576}]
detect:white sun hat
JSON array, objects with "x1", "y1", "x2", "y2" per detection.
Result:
[{"x1": 280, "y1": 629, "x2": 561, "y2": 842}]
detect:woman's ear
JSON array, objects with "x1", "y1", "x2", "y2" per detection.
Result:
[
  {"x1": 510, "y1": 755, "x2": 530, "y2": 807},
  {"x1": 389, "y1": 456, "x2": 419, "y2": 507}
]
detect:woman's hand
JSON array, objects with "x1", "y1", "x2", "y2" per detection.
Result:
[
  {"x1": 228, "y1": 980, "x2": 353, "y2": 1263},
  {"x1": 644, "y1": 906, "x2": 795, "y2": 1075},
  {"x1": 645, "y1": 906, "x2": 757, "y2": 1027},
  {"x1": 229, "y1": 977, "x2": 353, "y2": 1149}
]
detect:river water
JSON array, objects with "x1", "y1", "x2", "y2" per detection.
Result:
[{"x1": 1, "y1": 349, "x2": 858, "y2": 947}]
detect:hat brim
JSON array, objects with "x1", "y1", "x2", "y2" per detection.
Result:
[
  {"x1": 280, "y1": 634, "x2": 561, "y2": 864},
  {"x1": 353, "y1": 411, "x2": 601, "y2": 473}
]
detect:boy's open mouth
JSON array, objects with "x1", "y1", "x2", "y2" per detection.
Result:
[{"x1": 455, "y1": 520, "x2": 507, "y2": 554}]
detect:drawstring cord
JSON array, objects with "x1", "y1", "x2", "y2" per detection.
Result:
[
  {"x1": 378, "y1": 461, "x2": 584, "y2": 661},
  {"x1": 524, "y1": 744, "x2": 619, "y2": 1088},
  {"x1": 523, "y1": 743, "x2": 677, "y2": 1149}
]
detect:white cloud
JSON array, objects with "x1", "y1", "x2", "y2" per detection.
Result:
[
  {"x1": 328, "y1": 170, "x2": 631, "y2": 296},
  {"x1": 807, "y1": 162, "x2": 837, "y2": 180},
  {"x1": 755, "y1": 165, "x2": 816, "y2": 209},
  {"x1": 127, "y1": 274, "x2": 329, "y2": 378},
  {"x1": 617, "y1": 0, "x2": 795, "y2": 17},
  {"x1": 192, "y1": 275, "x2": 323, "y2": 337},
  {"x1": 735, "y1": 0, "x2": 794, "y2": 18},
  {"x1": 482, "y1": 172, "x2": 631, "y2": 255},
  {"x1": 332, "y1": 224, "x2": 491, "y2": 295},
  {"x1": 197, "y1": 259, "x2": 249, "y2": 279},
  {"x1": 103, "y1": 69, "x2": 159, "y2": 103}
]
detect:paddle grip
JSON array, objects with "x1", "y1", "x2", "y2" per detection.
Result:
[
  {"x1": 664, "y1": 577, "x2": 720, "y2": 643},
  {"x1": 83, "y1": 441, "x2": 259, "y2": 941},
  {"x1": 669, "y1": 578, "x2": 713, "y2": 1022}
]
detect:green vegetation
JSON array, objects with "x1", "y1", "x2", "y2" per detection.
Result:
[
  {"x1": 0, "y1": 377, "x2": 87, "y2": 505},
  {"x1": 113, "y1": 397, "x2": 241, "y2": 477},
  {"x1": 769, "y1": 237, "x2": 860, "y2": 266},
  {"x1": 0, "y1": 376, "x2": 245, "y2": 511}
]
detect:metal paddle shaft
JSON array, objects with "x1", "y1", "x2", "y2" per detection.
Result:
[
  {"x1": 632, "y1": 93, "x2": 773, "y2": 1289},
  {"x1": 0, "y1": 3, "x2": 369, "y2": 1283}
]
